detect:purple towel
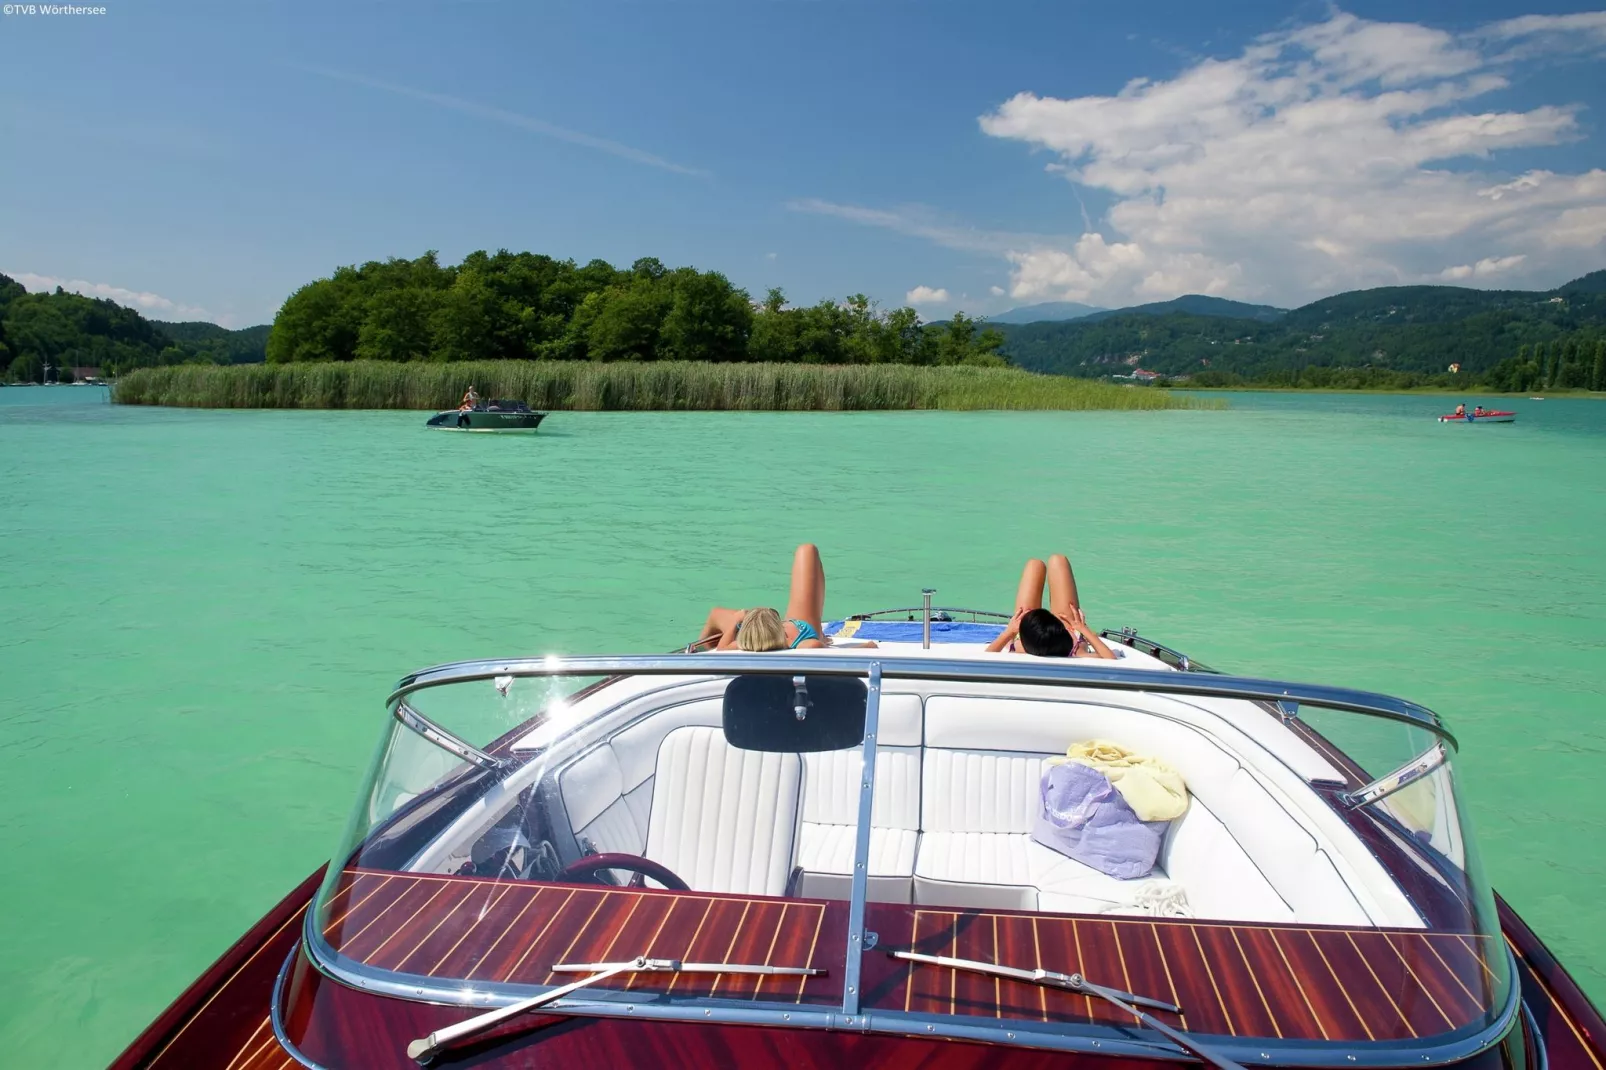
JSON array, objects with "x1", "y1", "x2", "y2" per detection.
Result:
[{"x1": 1031, "y1": 762, "x2": 1167, "y2": 879}]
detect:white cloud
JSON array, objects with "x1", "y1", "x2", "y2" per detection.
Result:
[
  {"x1": 1439, "y1": 254, "x2": 1527, "y2": 280},
  {"x1": 7, "y1": 270, "x2": 212, "y2": 321},
  {"x1": 906, "y1": 285, "x2": 951, "y2": 305},
  {"x1": 305, "y1": 66, "x2": 706, "y2": 177},
  {"x1": 798, "y1": 10, "x2": 1606, "y2": 309},
  {"x1": 989, "y1": 285, "x2": 1005, "y2": 296},
  {"x1": 971, "y1": 9, "x2": 1606, "y2": 306},
  {"x1": 765, "y1": 252, "x2": 778, "y2": 260}
]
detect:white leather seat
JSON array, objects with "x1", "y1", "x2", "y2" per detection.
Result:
[
  {"x1": 914, "y1": 698, "x2": 1373, "y2": 925},
  {"x1": 643, "y1": 726, "x2": 803, "y2": 897},
  {"x1": 795, "y1": 694, "x2": 924, "y2": 902}
]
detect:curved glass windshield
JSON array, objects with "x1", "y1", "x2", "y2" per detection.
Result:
[{"x1": 306, "y1": 658, "x2": 1513, "y2": 1063}]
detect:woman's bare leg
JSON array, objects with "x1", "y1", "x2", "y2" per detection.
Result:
[
  {"x1": 1013, "y1": 558, "x2": 1047, "y2": 613},
  {"x1": 697, "y1": 606, "x2": 744, "y2": 648},
  {"x1": 1046, "y1": 553, "x2": 1083, "y2": 616},
  {"x1": 783, "y1": 543, "x2": 827, "y2": 633}
]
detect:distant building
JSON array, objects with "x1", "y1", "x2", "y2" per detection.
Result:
[
  {"x1": 1448, "y1": 363, "x2": 1461, "y2": 374},
  {"x1": 72, "y1": 366, "x2": 103, "y2": 382},
  {"x1": 1131, "y1": 368, "x2": 1161, "y2": 382}
]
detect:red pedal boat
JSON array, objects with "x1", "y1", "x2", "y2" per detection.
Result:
[{"x1": 1440, "y1": 410, "x2": 1517, "y2": 423}]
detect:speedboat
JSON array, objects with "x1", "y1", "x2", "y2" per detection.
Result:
[
  {"x1": 1438, "y1": 411, "x2": 1516, "y2": 423},
  {"x1": 426, "y1": 400, "x2": 548, "y2": 432},
  {"x1": 109, "y1": 602, "x2": 1604, "y2": 1069}
]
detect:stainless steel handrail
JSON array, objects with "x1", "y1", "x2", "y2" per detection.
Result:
[
  {"x1": 388, "y1": 653, "x2": 1456, "y2": 747},
  {"x1": 844, "y1": 606, "x2": 1013, "y2": 622}
]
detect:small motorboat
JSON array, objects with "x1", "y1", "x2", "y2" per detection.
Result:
[
  {"x1": 109, "y1": 598, "x2": 1605, "y2": 1069},
  {"x1": 426, "y1": 400, "x2": 548, "y2": 432},
  {"x1": 1439, "y1": 410, "x2": 1516, "y2": 423}
]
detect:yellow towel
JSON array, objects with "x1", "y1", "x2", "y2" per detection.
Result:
[{"x1": 1052, "y1": 739, "x2": 1190, "y2": 822}]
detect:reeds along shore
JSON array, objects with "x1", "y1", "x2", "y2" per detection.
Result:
[{"x1": 112, "y1": 361, "x2": 1216, "y2": 411}]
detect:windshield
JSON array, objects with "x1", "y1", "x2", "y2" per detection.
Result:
[{"x1": 306, "y1": 656, "x2": 1512, "y2": 1063}]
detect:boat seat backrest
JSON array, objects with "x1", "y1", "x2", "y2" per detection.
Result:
[
  {"x1": 919, "y1": 698, "x2": 1369, "y2": 925},
  {"x1": 643, "y1": 725, "x2": 803, "y2": 897},
  {"x1": 558, "y1": 699, "x2": 724, "y2": 856}
]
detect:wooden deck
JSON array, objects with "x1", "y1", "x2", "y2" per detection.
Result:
[{"x1": 321, "y1": 867, "x2": 1498, "y2": 1042}]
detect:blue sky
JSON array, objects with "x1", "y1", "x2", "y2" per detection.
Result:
[{"x1": 3, "y1": 0, "x2": 1604, "y2": 327}]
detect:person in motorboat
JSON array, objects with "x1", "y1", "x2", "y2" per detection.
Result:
[
  {"x1": 459, "y1": 385, "x2": 480, "y2": 410},
  {"x1": 695, "y1": 543, "x2": 845, "y2": 651},
  {"x1": 986, "y1": 554, "x2": 1116, "y2": 659}
]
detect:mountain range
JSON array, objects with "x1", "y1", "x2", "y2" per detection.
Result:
[
  {"x1": 991, "y1": 294, "x2": 1285, "y2": 325},
  {"x1": 994, "y1": 270, "x2": 1606, "y2": 380}
]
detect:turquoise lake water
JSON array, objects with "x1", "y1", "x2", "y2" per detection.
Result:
[{"x1": 1, "y1": 385, "x2": 1602, "y2": 1066}]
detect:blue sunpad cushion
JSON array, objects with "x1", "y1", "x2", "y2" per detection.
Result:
[{"x1": 824, "y1": 620, "x2": 1005, "y2": 644}]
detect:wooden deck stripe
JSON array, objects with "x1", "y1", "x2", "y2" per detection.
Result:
[
  {"x1": 707, "y1": 901, "x2": 752, "y2": 997},
  {"x1": 1190, "y1": 924, "x2": 1236, "y2": 1037},
  {"x1": 1149, "y1": 922, "x2": 1187, "y2": 1031},
  {"x1": 322, "y1": 874, "x2": 394, "y2": 935},
  {"x1": 1421, "y1": 932, "x2": 1480, "y2": 1004},
  {"x1": 665, "y1": 898, "x2": 716, "y2": 994},
  {"x1": 949, "y1": 911, "x2": 959, "y2": 1016},
  {"x1": 1230, "y1": 927, "x2": 1283, "y2": 1039},
  {"x1": 364, "y1": 882, "x2": 452, "y2": 964},
  {"x1": 750, "y1": 902, "x2": 788, "y2": 998},
  {"x1": 155, "y1": 909, "x2": 303, "y2": 1070},
  {"x1": 905, "y1": 911, "x2": 920, "y2": 1013},
  {"x1": 596, "y1": 893, "x2": 646, "y2": 964},
  {"x1": 1385, "y1": 934, "x2": 1455, "y2": 1031},
  {"x1": 1345, "y1": 932, "x2": 1412, "y2": 1031},
  {"x1": 1304, "y1": 930, "x2": 1371, "y2": 1041},
  {"x1": 991, "y1": 914, "x2": 1002, "y2": 1018},
  {"x1": 1455, "y1": 933, "x2": 1500, "y2": 987},
  {"x1": 1506, "y1": 935, "x2": 1606, "y2": 1070},
  {"x1": 1030, "y1": 916, "x2": 1049, "y2": 1022},
  {"x1": 1113, "y1": 920, "x2": 1135, "y2": 1008},
  {"x1": 536, "y1": 890, "x2": 614, "y2": 985},
  {"x1": 628, "y1": 897, "x2": 682, "y2": 992},
  {"x1": 1071, "y1": 917, "x2": 1095, "y2": 1020},
  {"x1": 466, "y1": 886, "x2": 556, "y2": 980},
  {"x1": 394, "y1": 883, "x2": 478, "y2": 973},
  {"x1": 797, "y1": 903, "x2": 827, "y2": 999},
  {"x1": 1267, "y1": 930, "x2": 1327, "y2": 1041},
  {"x1": 221, "y1": 1016, "x2": 271, "y2": 1070},
  {"x1": 427, "y1": 880, "x2": 516, "y2": 976},
  {"x1": 333, "y1": 879, "x2": 417, "y2": 950},
  {"x1": 233, "y1": 1028, "x2": 280, "y2": 1070},
  {"x1": 502, "y1": 887, "x2": 578, "y2": 983}
]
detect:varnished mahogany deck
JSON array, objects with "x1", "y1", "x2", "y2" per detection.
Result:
[{"x1": 319, "y1": 867, "x2": 1498, "y2": 1043}]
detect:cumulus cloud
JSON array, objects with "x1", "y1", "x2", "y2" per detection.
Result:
[
  {"x1": 7, "y1": 270, "x2": 212, "y2": 321},
  {"x1": 798, "y1": 10, "x2": 1606, "y2": 309},
  {"x1": 989, "y1": 285, "x2": 1006, "y2": 296},
  {"x1": 969, "y1": 9, "x2": 1606, "y2": 306},
  {"x1": 906, "y1": 285, "x2": 951, "y2": 305}
]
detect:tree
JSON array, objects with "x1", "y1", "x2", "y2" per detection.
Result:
[
  {"x1": 1594, "y1": 340, "x2": 1606, "y2": 391},
  {"x1": 658, "y1": 270, "x2": 752, "y2": 362},
  {"x1": 586, "y1": 284, "x2": 670, "y2": 361}
]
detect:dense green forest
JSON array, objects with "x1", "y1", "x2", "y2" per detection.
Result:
[
  {"x1": 0, "y1": 273, "x2": 267, "y2": 382},
  {"x1": 152, "y1": 321, "x2": 271, "y2": 365},
  {"x1": 265, "y1": 250, "x2": 1006, "y2": 368},
  {"x1": 998, "y1": 269, "x2": 1606, "y2": 388}
]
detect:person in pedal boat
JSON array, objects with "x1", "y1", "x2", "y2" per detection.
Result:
[
  {"x1": 986, "y1": 554, "x2": 1117, "y2": 659},
  {"x1": 694, "y1": 543, "x2": 874, "y2": 651},
  {"x1": 1473, "y1": 405, "x2": 1487, "y2": 416},
  {"x1": 1454, "y1": 404, "x2": 1466, "y2": 417}
]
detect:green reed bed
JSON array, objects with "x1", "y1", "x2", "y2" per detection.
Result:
[{"x1": 113, "y1": 361, "x2": 1216, "y2": 411}]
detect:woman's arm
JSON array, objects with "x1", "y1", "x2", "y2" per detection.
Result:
[
  {"x1": 1059, "y1": 607, "x2": 1116, "y2": 659},
  {"x1": 986, "y1": 610, "x2": 1023, "y2": 653}
]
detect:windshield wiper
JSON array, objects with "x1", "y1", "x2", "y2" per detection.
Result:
[
  {"x1": 892, "y1": 950, "x2": 1245, "y2": 1070},
  {"x1": 407, "y1": 955, "x2": 825, "y2": 1063}
]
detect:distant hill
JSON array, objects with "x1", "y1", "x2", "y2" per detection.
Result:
[
  {"x1": 151, "y1": 321, "x2": 271, "y2": 364},
  {"x1": 996, "y1": 271, "x2": 1606, "y2": 380},
  {"x1": 989, "y1": 300, "x2": 1107, "y2": 325},
  {"x1": 1082, "y1": 294, "x2": 1285, "y2": 324}
]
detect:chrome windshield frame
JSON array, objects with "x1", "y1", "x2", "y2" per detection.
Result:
[
  {"x1": 389, "y1": 653, "x2": 1457, "y2": 750},
  {"x1": 295, "y1": 652, "x2": 1514, "y2": 1068}
]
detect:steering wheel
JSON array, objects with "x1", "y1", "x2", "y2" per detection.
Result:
[{"x1": 556, "y1": 852, "x2": 690, "y2": 892}]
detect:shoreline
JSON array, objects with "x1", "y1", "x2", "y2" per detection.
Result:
[{"x1": 111, "y1": 360, "x2": 1218, "y2": 412}]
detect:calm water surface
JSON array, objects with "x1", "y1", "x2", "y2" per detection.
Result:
[{"x1": 2, "y1": 385, "x2": 1603, "y2": 1066}]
